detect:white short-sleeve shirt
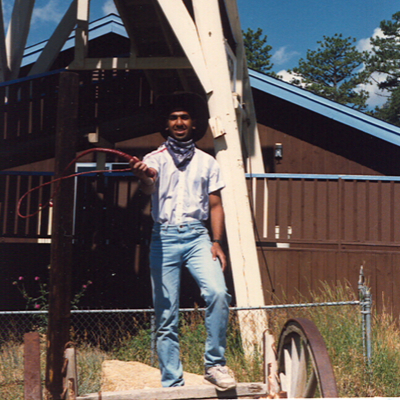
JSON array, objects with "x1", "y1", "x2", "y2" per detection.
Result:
[{"x1": 144, "y1": 144, "x2": 225, "y2": 225}]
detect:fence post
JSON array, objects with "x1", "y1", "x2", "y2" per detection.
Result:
[
  {"x1": 45, "y1": 72, "x2": 79, "y2": 400},
  {"x1": 358, "y1": 266, "x2": 372, "y2": 367},
  {"x1": 151, "y1": 314, "x2": 156, "y2": 367}
]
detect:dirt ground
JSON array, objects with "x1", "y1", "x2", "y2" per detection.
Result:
[{"x1": 101, "y1": 360, "x2": 206, "y2": 391}]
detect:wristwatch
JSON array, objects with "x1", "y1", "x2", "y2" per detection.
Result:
[{"x1": 212, "y1": 239, "x2": 223, "y2": 245}]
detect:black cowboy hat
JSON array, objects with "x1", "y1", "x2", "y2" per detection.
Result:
[{"x1": 155, "y1": 92, "x2": 209, "y2": 141}]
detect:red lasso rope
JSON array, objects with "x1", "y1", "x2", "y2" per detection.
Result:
[{"x1": 17, "y1": 147, "x2": 155, "y2": 219}]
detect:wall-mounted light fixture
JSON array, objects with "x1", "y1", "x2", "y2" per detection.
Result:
[{"x1": 274, "y1": 143, "x2": 283, "y2": 162}]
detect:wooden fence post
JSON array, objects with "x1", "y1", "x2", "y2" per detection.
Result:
[{"x1": 45, "y1": 71, "x2": 79, "y2": 400}]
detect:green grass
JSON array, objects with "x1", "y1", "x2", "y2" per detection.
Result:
[{"x1": 1, "y1": 282, "x2": 400, "y2": 398}]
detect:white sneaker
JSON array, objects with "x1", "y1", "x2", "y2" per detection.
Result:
[{"x1": 204, "y1": 365, "x2": 237, "y2": 391}]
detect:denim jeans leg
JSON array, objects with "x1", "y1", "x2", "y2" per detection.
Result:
[
  {"x1": 184, "y1": 226, "x2": 232, "y2": 368},
  {"x1": 150, "y1": 228, "x2": 184, "y2": 387}
]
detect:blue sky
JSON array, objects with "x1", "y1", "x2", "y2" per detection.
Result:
[
  {"x1": 237, "y1": 0, "x2": 399, "y2": 108},
  {"x1": 237, "y1": 0, "x2": 399, "y2": 72},
  {"x1": 4, "y1": 0, "x2": 400, "y2": 108}
]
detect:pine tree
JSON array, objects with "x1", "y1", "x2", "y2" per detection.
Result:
[
  {"x1": 373, "y1": 87, "x2": 400, "y2": 127},
  {"x1": 367, "y1": 11, "x2": 400, "y2": 92},
  {"x1": 243, "y1": 27, "x2": 274, "y2": 75},
  {"x1": 288, "y1": 34, "x2": 370, "y2": 110},
  {"x1": 367, "y1": 12, "x2": 400, "y2": 126}
]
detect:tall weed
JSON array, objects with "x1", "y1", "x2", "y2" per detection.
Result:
[{"x1": 2, "y1": 282, "x2": 400, "y2": 397}]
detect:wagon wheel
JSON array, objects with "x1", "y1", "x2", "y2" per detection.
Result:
[{"x1": 277, "y1": 318, "x2": 338, "y2": 398}]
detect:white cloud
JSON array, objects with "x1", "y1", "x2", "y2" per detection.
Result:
[
  {"x1": 271, "y1": 46, "x2": 299, "y2": 66},
  {"x1": 31, "y1": 0, "x2": 64, "y2": 24},
  {"x1": 355, "y1": 28, "x2": 389, "y2": 109},
  {"x1": 2, "y1": 0, "x2": 13, "y2": 27},
  {"x1": 358, "y1": 72, "x2": 390, "y2": 109},
  {"x1": 102, "y1": 0, "x2": 118, "y2": 15},
  {"x1": 276, "y1": 69, "x2": 305, "y2": 86},
  {"x1": 357, "y1": 27, "x2": 384, "y2": 53}
]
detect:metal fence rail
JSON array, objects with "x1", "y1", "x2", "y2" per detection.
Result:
[{"x1": 0, "y1": 298, "x2": 371, "y2": 365}]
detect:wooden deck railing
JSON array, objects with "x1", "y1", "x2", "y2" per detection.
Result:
[
  {"x1": 0, "y1": 171, "x2": 148, "y2": 241},
  {"x1": 3, "y1": 171, "x2": 400, "y2": 248},
  {"x1": 248, "y1": 173, "x2": 400, "y2": 247},
  {"x1": 0, "y1": 69, "x2": 152, "y2": 144}
]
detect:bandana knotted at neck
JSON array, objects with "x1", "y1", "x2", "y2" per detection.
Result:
[{"x1": 165, "y1": 136, "x2": 195, "y2": 169}]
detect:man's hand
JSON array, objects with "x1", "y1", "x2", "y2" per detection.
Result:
[
  {"x1": 211, "y1": 241, "x2": 227, "y2": 271},
  {"x1": 129, "y1": 159, "x2": 157, "y2": 193},
  {"x1": 130, "y1": 159, "x2": 150, "y2": 181}
]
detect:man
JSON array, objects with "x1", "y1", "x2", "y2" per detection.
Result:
[{"x1": 130, "y1": 92, "x2": 236, "y2": 391}]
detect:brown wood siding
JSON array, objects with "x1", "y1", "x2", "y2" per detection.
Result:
[
  {"x1": 250, "y1": 176, "x2": 400, "y2": 248},
  {"x1": 258, "y1": 248, "x2": 400, "y2": 317},
  {"x1": 252, "y1": 89, "x2": 400, "y2": 176}
]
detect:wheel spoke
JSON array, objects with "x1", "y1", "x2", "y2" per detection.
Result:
[
  {"x1": 293, "y1": 341, "x2": 307, "y2": 397},
  {"x1": 282, "y1": 347, "x2": 291, "y2": 394},
  {"x1": 304, "y1": 369, "x2": 318, "y2": 398},
  {"x1": 276, "y1": 318, "x2": 338, "y2": 398},
  {"x1": 289, "y1": 337, "x2": 300, "y2": 398}
]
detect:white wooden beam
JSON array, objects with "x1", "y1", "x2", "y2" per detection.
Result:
[
  {"x1": 224, "y1": 0, "x2": 264, "y2": 173},
  {"x1": 156, "y1": 0, "x2": 212, "y2": 94},
  {"x1": 0, "y1": 0, "x2": 9, "y2": 82},
  {"x1": 29, "y1": 0, "x2": 78, "y2": 76},
  {"x1": 193, "y1": 0, "x2": 265, "y2": 307},
  {"x1": 74, "y1": 0, "x2": 90, "y2": 68},
  {"x1": 76, "y1": 382, "x2": 269, "y2": 400},
  {"x1": 68, "y1": 56, "x2": 191, "y2": 70},
  {"x1": 6, "y1": 0, "x2": 35, "y2": 80},
  {"x1": 113, "y1": 0, "x2": 139, "y2": 56}
]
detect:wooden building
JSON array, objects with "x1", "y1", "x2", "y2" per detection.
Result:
[{"x1": 1, "y1": 14, "x2": 400, "y2": 317}]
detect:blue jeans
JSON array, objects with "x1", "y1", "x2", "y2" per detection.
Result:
[{"x1": 150, "y1": 221, "x2": 231, "y2": 387}]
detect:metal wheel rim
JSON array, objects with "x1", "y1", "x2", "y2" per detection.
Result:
[{"x1": 277, "y1": 317, "x2": 338, "y2": 398}]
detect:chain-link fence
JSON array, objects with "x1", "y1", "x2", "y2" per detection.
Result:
[{"x1": 0, "y1": 298, "x2": 370, "y2": 362}]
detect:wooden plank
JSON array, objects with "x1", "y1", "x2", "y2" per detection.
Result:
[
  {"x1": 393, "y1": 182, "x2": 400, "y2": 243},
  {"x1": 5, "y1": 0, "x2": 35, "y2": 80},
  {"x1": 391, "y1": 253, "x2": 400, "y2": 316},
  {"x1": 368, "y1": 181, "x2": 379, "y2": 243},
  {"x1": 69, "y1": 56, "x2": 191, "y2": 70},
  {"x1": 286, "y1": 250, "x2": 300, "y2": 302},
  {"x1": 197, "y1": 2, "x2": 268, "y2": 313},
  {"x1": 258, "y1": 248, "x2": 278, "y2": 300},
  {"x1": 298, "y1": 251, "x2": 312, "y2": 299},
  {"x1": 254, "y1": 178, "x2": 265, "y2": 239},
  {"x1": 278, "y1": 179, "x2": 289, "y2": 241},
  {"x1": 6, "y1": 83, "x2": 19, "y2": 140},
  {"x1": 327, "y1": 180, "x2": 338, "y2": 242},
  {"x1": 302, "y1": 180, "x2": 314, "y2": 241},
  {"x1": 343, "y1": 180, "x2": 354, "y2": 242},
  {"x1": 290, "y1": 179, "x2": 302, "y2": 241},
  {"x1": 76, "y1": 382, "x2": 269, "y2": 400},
  {"x1": 157, "y1": 0, "x2": 213, "y2": 94},
  {"x1": 45, "y1": 72, "x2": 79, "y2": 400},
  {"x1": 315, "y1": 180, "x2": 327, "y2": 242},
  {"x1": 63, "y1": 348, "x2": 78, "y2": 400},
  {"x1": 356, "y1": 180, "x2": 367, "y2": 243},
  {"x1": 267, "y1": 179, "x2": 277, "y2": 239},
  {"x1": 18, "y1": 80, "x2": 31, "y2": 138},
  {"x1": 0, "y1": 0, "x2": 8, "y2": 82},
  {"x1": 24, "y1": 332, "x2": 42, "y2": 400},
  {"x1": 74, "y1": 0, "x2": 90, "y2": 68},
  {"x1": 375, "y1": 253, "x2": 392, "y2": 315},
  {"x1": 380, "y1": 181, "x2": 392, "y2": 243}
]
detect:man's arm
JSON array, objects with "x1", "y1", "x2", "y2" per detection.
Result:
[
  {"x1": 209, "y1": 190, "x2": 227, "y2": 271},
  {"x1": 129, "y1": 159, "x2": 157, "y2": 195}
]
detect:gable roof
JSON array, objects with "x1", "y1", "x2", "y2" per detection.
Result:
[
  {"x1": 21, "y1": 13, "x2": 400, "y2": 149},
  {"x1": 249, "y1": 70, "x2": 400, "y2": 147},
  {"x1": 22, "y1": 14, "x2": 128, "y2": 67}
]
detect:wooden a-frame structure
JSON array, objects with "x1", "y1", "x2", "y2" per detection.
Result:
[{"x1": 3, "y1": 0, "x2": 268, "y2": 397}]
